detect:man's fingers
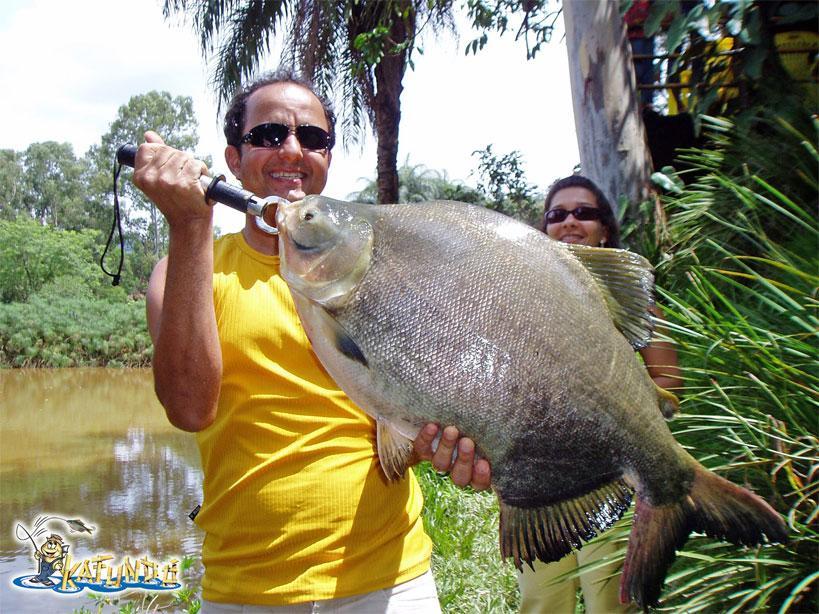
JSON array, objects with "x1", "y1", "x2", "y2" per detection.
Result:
[
  {"x1": 144, "y1": 130, "x2": 165, "y2": 145},
  {"x1": 431, "y1": 426, "x2": 459, "y2": 472},
  {"x1": 471, "y1": 459, "x2": 491, "y2": 491},
  {"x1": 413, "y1": 423, "x2": 439, "y2": 461},
  {"x1": 449, "y1": 437, "x2": 475, "y2": 487},
  {"x1": 413, "y1": 424, "x2": 492, "y2": 491}
]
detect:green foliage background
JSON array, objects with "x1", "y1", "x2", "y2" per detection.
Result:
[
  {"x1": 643, "y1": 113, "x2": 817, "y2": 612},
  {"x1": 0, "y1": 91, "x2": 201, "y2": 368}
]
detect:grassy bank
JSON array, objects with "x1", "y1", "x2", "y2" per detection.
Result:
[{"x1": 0, "y1": 295, "x2": 151, "y2": 368}]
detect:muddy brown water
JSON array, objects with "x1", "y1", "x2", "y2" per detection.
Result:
[{"x1": 0, "y1": 368, "x2": 204, "y2": 612}]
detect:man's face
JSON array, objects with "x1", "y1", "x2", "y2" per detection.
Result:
[{"x1": 225, "y1": 82, "x2": 331, "y2": 201}]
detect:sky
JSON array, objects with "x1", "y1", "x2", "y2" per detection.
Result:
[{"x1": 0, "y1": 0, "x2": 579, "y2": 233}]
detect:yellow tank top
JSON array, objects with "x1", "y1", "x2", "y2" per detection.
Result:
[{"x1": 196, "y1": 232, "x2": 431, "y2": 605}]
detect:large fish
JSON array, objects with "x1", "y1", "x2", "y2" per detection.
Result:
[{"x1": 275, "y1": 196, "x2": 787, "y2": 608}]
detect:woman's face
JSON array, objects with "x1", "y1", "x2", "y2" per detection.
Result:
[{"x1": 544, "y1": 186, "x2": 609, "y2": 247}]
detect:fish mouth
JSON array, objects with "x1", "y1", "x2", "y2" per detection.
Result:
[{"x1": 275, "y1": 200, "x2": 299, "y2": 233}]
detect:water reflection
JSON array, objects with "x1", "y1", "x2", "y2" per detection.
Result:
[{"x1": 0, "y1": 368, "x2": 203, "y2": 612}]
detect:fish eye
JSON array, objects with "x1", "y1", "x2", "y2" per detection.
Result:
[{"x1": 302, "y1": 209, "x2": 317, "y2": 222}]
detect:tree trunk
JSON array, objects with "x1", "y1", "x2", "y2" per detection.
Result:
[
  {"x1": 372, "y1": 4, "x2": 413, "y2": 204},
  {"x1": 373, "y1": 61, "x2": 402, "y2": 204},
  {"x1": 563, "y1": 0, "x2": 653, "y2": 212}
]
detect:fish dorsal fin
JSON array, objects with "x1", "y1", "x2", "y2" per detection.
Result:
[
  {"x1": 564, "y1": 244, "x2": 655, "y2": 349},
  {"x1": 376, "y1": 417, "x2": 415, "y2": 481},
  {"x1": 499, "y1": 479, "x2": 633, "y2": 571}
]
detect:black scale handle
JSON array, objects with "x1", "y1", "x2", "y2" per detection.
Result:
[{"x1": 116, "y1": 144, "x2": 263, "y2": 216}]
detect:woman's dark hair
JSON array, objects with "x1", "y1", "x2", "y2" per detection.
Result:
[
  {"x1": 223, "y1": 68, "x2": 336, "y2": 150},
  {"x1": 540, "y1": 175, "x2": 621, "y2": 248}
]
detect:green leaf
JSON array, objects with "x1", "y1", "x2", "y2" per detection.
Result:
[
  {"x1": 664, "y1": 11, "x2": 689, "y2": 58},
  {"x1": 651, "y1": 171, "x2": 685, "y2": 194},
  {"x1": 644, "y1": 0, "x2": 675, "y2": 37}
]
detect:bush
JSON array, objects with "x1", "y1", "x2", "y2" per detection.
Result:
[
  {"x1": 0, "y1": 218, "x2": 113, "y2": 303},
  {"x1": 0, "y1": 295, "x2": 151, "y2": 368}
]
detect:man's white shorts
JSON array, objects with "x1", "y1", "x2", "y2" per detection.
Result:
[{"x1": 201, "y1": 569, "x2": 441, "y2": 614}]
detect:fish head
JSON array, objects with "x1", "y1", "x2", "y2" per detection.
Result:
[{"x1": 276, "y1": 195, "x2": 374, "y2": 306}]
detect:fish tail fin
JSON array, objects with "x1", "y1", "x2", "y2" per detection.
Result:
[{"x1": 620, "y1": 464, "x2": 788, "y2": 608}]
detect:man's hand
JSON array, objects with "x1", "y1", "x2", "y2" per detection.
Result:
[
  {"x1": 413, "y1": 424, "x2": 491, "y2": 491},
  {"x1": 132, "y1": 131, "x2": 211, "y2": 228}
]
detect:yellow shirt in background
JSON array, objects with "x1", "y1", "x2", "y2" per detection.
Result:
[{"x1": 196, "y1": 232, "x2": 431, "y2": 605}]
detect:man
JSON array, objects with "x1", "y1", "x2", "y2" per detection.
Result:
[{"x1": 132, "y1": 70, "x2": 490, "y2": 611}]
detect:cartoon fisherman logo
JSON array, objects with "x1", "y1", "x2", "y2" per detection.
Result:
[
  {"x1": 14, "y1": 515, "x2": 93, "y2": 589},
  {"x1": 12, "y1": 514, "x2": 183, "y2": 595},
  {"x1": 31, "y1": 534, "x2": 66, "y2": 586}
]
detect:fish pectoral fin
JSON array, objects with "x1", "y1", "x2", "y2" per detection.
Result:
[
  {"x1": 564, "y1": 243, "x2": 655, "y2": 349},
  {"x1": 376, "y1": 418, "x2": 415, "y2": 481},
  {"x1": 314, "y1": 307, "x2": 369, "y2": 367},
  {"x1": 335, "y1": 328, "x2": 368, "y2": 367},
  {"x1": 499, "y1": 479, "x2": 633, "y2": 571},
  {"x1": 656, "y1": 383, "x2": 680, "y2": 419}
]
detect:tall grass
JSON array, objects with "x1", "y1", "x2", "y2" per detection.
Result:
[
  {"x1": 646, "y1": 114, "x2": 818, "y2": 612},
  {"x1": 414, "y1": 462, "x2": 520, "y2": 613}
]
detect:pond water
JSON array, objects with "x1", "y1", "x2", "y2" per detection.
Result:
[{"x1": 0, "y1": 368, "x2": 204, "y2": 613}]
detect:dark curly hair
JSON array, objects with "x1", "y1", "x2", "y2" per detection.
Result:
[
  {"x1": 540, "y1": 175, "x2": 621, "y2": 248},
  {"x1": 223, "y1": 68, "x2": 336, "y2": 151}
]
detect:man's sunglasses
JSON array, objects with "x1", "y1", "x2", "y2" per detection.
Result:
[
  {"x1": 544, "y1": 206, "x2": 602, "y2": 225},
  {"x1": 239, "y1": 122, "x2": 334, "y2": 151}
]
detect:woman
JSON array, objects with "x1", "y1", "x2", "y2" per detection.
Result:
[{"x1": 517, "y1": 175, "x2": 682, "y2": 613}]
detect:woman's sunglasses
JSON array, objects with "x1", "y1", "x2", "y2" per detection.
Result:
[
  {"x1": 544, "y1": 206, "x2": 602, "y2": 225},
  {"x1": 239, "y1": 122, "x2": 334, "y2": 151}
]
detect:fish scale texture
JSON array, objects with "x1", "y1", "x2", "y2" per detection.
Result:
[{"x1": 282, "y1": 198, "x2": 693, "y2": 509}]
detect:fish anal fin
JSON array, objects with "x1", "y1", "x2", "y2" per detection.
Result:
[
  {"x1": 564, "y1": 243, "x2": 655, "y2": 349},
  {"x1": 376, "y1": 418, "x2": 414, "y2": 481},
  {"x1": 620, "y1": 464, "x2": 788, "y2": 608},
  {"x1": 499, "y1": 479, "x2": 633, "y2": 571}
]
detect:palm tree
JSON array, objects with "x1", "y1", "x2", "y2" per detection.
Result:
[
  {"x1": 163, "y1": 0, "x2": 455, "y2": 204},
  {"x1": 348, "y1": 157, "x2": 485, "y2": 204}
]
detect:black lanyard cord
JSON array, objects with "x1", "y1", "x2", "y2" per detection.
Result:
[{"x1": 100, "y1": 158, "x2": 125, "y2": 286}]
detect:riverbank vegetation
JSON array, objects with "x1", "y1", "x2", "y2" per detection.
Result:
[
  {"x1": 0, "y1": 92, "x2": 203, "y2": 368},
  {"x1": 635, "y1": 112, "x2": 816, "y2": 612},
  {"x1": 0, "y1": 218, "x2": 152, "y2": 367}
]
